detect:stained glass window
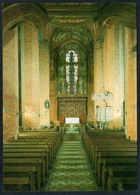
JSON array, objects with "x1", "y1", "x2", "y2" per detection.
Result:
[
  {"x1": 65, "y1": 50, "x2": 78, "y2": 94},
  {"x1": 66, "y1": 50, "x2": 78, "y2": 63}
]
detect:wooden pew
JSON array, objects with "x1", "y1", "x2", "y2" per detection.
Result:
[
  {"x1": 101, "y1": 158, "x2": 137, "y2": 190},
  {"x1": 90, "y1": 143, "x2": 136, "y2": 164},
  {"x1": 86, "y1": 129, "x2": 125, "y2": 134},
  {"x1": 3, "y1": 171, "x2": 36, "y2": 191},
  {"x1": 3, "y1": 147, "x2": 49, "y2": 175},
  {"x1": 3, "y1": 129, "x2": 62, "y2": 191},
  {"x1": 4, "y1": 142, "x2": 53, "y2": 168},
  {"x1": 83, "y1": 132, "x2": 137, "y2": 163},
  {"x1": 4, "y1": 165, "x2": 40, "y2": 191},
  {"x1": 83, "y1": 131, "x2": 136, "y2": 144},
  {"x1": 3, "y1": 144, "x2": 52, "y2": 170},
  {"x1": 91, "y1": 143, "x2": 136, "y2": 163},
  {"x1": 83, "y1": 131, "x2": 137, "y2": 191},
  {"x1": 19, "y1": 128, "x2": 60, "y2": 134},
  {"x1": 87, "y1": 134, "x2": 126, "y2": 140},
  {"x1": 90, "y1": 140, "x2": 136, "y2": 150},
  {"x1": 96, "y1": 151, "x2": 137, "y2": 179},
  {"x1": 92, "y1": 147, "x2": 137, "y2": 167},
  {"x1": 3, "y1": 158, "x2": 45, "y2": 187},
  {"x1": 16, "y1": 138, "x2": 60, "y2": 157},
  {"x1": 107, "y1": 167, "x2": 137, "y2": 190},
  {"x1": 18, "y1": 130, "x2": 61, "y2": 140},
  {"x1": 3, "y1": 153, "x2": 46, "y2": 186},
  {"x1": 18, "y1": 131, "x2": 61, "y2": 144},
  {"x1": 117, "y1": 180, "x2": 138, "y2": 191},
  {"x1": 13, "y1": 139, "x2": 55, "y2": 161}
]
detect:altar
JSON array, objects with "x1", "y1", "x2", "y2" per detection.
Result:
[
  {"x1": 65, "y1": 117, "x2": 80, "y2": 124},
  {"x1": 65, "y1": 117, "x2": 80, "y2": 133}
]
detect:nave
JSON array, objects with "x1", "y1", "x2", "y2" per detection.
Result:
[
  {"x1": 45, "y1": 131, "x2": 98, "y2": 191},
  {"x1": 2, "y1": 2, "x2": 138, "y2": 192},
  {"x1": 3, "y1": 126, "x2": 137, "y2": 192}
]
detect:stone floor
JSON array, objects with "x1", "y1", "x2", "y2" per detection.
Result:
[{"x1": 45, "y1": 131, "x2": 98, "y2": 191}]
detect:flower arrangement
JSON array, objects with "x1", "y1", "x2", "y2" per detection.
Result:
[
  {"x1": 79, "y1": 114, "x2": 86, "y2": 125},
  {"x1": 60, "y1": 115, "x2": 65, "y2": 126}
]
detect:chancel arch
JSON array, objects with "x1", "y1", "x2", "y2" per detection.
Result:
[{"x1": 56, "y1": 42, "x2": 88, "y2": 119}]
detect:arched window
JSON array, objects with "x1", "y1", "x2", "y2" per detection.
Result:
[
  {"x1": 66, "y1": 50, "x2": 78, "y2": 63},
  {"x1": 57, "y1": 48, "x2": 87, "y2": 95},
  {"x1": 65, "y1": 50, "x2": 78, "y2": 94}
]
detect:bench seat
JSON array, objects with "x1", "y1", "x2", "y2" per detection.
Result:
[{"x1": 3, "y1": 173, "x2": 36, "y2": 191}]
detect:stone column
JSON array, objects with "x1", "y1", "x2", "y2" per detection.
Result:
[
  {"x1": 39, "y1": 40, "x2": 50, "y2": 126},
  {"x1": 118, "y1": 24, "x2": 125, "y2": 128},
  {"x1": 113, "y1": 23, "x2": 125, "y2": 129},
  {"x1": 40, "y1": 25, "x2": 58, "y2": 123},
  {"x1": 50, "y1": 53, "x2": 58, "y2": 122},
  {"x1": 3, "y1": 27, "x2": 19, "y2": 140},
  {"x1": 22, "y1": 23, "x2": 40, "y2": 129},
  {"x1": 93, "y1": 39, "x2": 104, "y2": 123},
  {"x1": 124, "y1": 27, "x2": 137, "y2": 141},
  {"x1": 103, "y1": 23, "x2": 125, "y2": 129},
  {"x1": 87, "y1": 55, "x2": 94, "y2": 122},
  {"x1": 103, "y1": 26, "x2": 114, "y2": 129}
]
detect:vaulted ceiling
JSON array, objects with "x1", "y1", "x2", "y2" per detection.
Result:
[
  {"x1": 3, "y1": 2, "x2": 136, "y2": 56},
  {"x1": 50, "y1": 26, "x2": 93, "y2": 55},
  {"x1": 37, "y1": 2, "x2": 136, "y2": 28},
  {"x1": 39, "y1": 3, "x2": 107, "y2": 56},
  {"x1": 38, "y1": 2, "x2": 107, "y2": 25},
  {"x1": 36, "y1": 2, "x2": 136, "y2": 56},
  {"x1": 2, "y1": 2, "x2": 136, "y2": 30}
]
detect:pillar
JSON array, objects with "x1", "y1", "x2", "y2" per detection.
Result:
[
  {"x1": 3, "y1": 27, "x2": 19, "y2": 140},
  {"x1": 22, "y1": 23, "x2": 40, "y2": 129},
  {"x1": 103, "y1": 23, "x2": 125, "y2": 129},
  {"x1": 87, "y1": 55, "x2": 94, "y2": 122},
  {"x1": 93, "y1": 39, "x2": 104, "y2": 123},
  {"x1": 39, "y1": 40, "x2": 50, "y2": 126},
  {"x1": 124, "y1": 27, "x2": 137, "y2": 141},
  {"x1": 113, "y1": 23, "x2": 125, "y2": 129},
  {"x1": 50, "y1": 53, "x2": 58, "y2": 122},
  {"x1": 102, "y1": 25, "x2": 114, "y2": 129}
]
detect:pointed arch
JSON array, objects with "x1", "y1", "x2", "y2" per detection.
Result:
[
  {"x1": 98, "y1": 3, "x2": 136, "y2": 28},
  {"x1": 3, "y1": 3, "x2": 48, "y2": 37}
]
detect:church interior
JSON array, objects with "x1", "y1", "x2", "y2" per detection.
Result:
[{"x1": 2, "y1": 2, "x2": 138, "y2": 192}]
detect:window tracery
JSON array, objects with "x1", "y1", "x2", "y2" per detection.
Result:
[{"x1": 65, "y1": 50, "x2": 78, "y2": 94}]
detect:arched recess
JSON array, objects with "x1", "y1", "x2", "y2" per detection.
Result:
[
  {"x1": 57, "y1": 42, "x2": 87, "y2": 93},
  {"x1": 56, "y1": 42, "x2": 88, "y2": 119},
  {"x1": 55, "y1": 38, "x2": 86, "y2": 54},
  {"x1": 98, "y1": 3, "x2": 136, "y2": 28},
  {"x1": 50, "y1": 26, "x2": 93, "y2": 64},
  {"x1": 50, "y1": 25, "x2": 93, "y2": 120},
  {"x1": 3, "y1": 3, "x2": 47, "y2": 37}
]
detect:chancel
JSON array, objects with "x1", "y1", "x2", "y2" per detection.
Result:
[{"x1": 2, "y1": 2, "x2": 138, "y2": 192}]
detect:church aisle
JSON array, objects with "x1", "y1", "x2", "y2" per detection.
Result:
[{"x1": 45, "y1": 132, "x2": 98, "y2": 191}]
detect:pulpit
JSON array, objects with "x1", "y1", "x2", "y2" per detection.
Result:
[{"x1": 96, "y1": 106, "x2": 112, "y2": 129}]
